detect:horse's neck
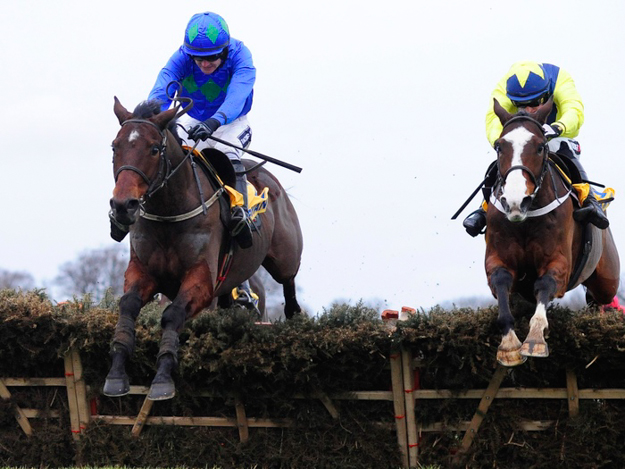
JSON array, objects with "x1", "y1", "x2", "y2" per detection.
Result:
[
  {"x1": 538, "y1": 164, "x2": 570, "y2": 203},
  {"x1": 149, "y1": 134, "x2": 214, "y2": 209}
]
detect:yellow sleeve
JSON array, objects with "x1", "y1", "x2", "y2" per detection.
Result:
[
  {"x1": 485, "y1": 74, "x2": 517, "y2": 147},
  {"x1": 552, "y1": 68, "x2": 584, "y2": 138}
]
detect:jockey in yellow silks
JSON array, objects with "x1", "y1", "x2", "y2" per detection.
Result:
[{"x1": 463, "y1": 61, "x2": 609, "y2": 237}]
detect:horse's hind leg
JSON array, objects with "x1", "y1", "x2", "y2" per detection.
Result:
[
  {"x1": 491, "y1": 268, "x2": 526, "y2": 366},
  {"x1": 263, "y1": 254, "x2": 302, "y2": 319},
  {"x1": 584, "y1": 228, "x2": 620, "y2": 306},
  {"x1": 282, "y1": 276, "x2": 301, "y2": 319},
  {"x1": 520, "y1": 275, "x2": 557, "y2": 358}
]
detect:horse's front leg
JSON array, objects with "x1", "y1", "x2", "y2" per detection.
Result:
[
  {"x1": 490, "y1": 267, "x2": 526, "y2": 367},
  {"x1": 148, "y1": 261, "x2": 215, "y2": 401},
  {"x1": 103, "y1": 261, "x2": 157, "y2": 397},
  {"x1": 521, "y1": 274, "x2": 558, "y2": 358}
]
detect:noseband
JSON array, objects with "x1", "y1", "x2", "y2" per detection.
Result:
[
  {"x1": 495, "y1": 115, "x2": 549, "y2": 201},
  {"x1": 114, "y1": 118, "x2": 171, "y2": 198}
]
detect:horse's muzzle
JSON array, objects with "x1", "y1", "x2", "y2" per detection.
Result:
[
  {"x1": 501, "y1": 195, "x2": 532, "y2": 223},
  {"x1": 110, "y1": 197, "x2": 141, "y2": 225}
]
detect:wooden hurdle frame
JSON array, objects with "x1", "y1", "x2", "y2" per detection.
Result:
[{"x1": 3, "y1": 323, "x2": 625, "y2": 468}]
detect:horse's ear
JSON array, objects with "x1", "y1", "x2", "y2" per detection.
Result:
[
  {"x1": 493, "y1": 98, "x2": 512, "y2": 125},
  {"x1": 113, "y1": 96, "x2": 133, "y2": 124},
  {"x1": 533, "y1": 95, "x2": 554, "y2": 124},
  {"x1": 151, "y1": 105, "x2": 180, "y2": 130}
]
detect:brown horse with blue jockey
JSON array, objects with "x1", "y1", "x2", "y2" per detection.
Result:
[{"x1": 104, "y1": 98, "x2": 303, "y2": 399}]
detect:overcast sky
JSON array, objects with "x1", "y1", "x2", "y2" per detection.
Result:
[{"x1": 2, "y1": 1, "x2": 624, "y2": 314}]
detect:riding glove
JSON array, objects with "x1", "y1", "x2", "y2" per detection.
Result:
[
  {"x1": 188, "y1": 118, "x2": 221, "y2": 141},
  {"x1": 542, "y1": 123, "x2": 563, "y2": 140}
]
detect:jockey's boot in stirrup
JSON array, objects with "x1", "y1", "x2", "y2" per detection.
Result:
[
  {"x1": 234, "y1": 280, "x2": 261, "y2": 316},
  {"x1": 561, "y1": 152, "x2": 609, "y2": 229},
  {"x1": 230, "y1": 162, "x2": 253, "y2": 248},
  {"x1": 574, "y1": 193, "x2": 609, "y2": 229},
  {"x1": 463, "y1": 207, "x2": 487, "y2": 237},
  {"x1": 462, "y1": 161, "x2": 497, "y2": 237}
]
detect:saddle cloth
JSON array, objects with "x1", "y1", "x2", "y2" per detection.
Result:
[{"x1": 224, "y1": 184, "x2": 269, "y2": 222}]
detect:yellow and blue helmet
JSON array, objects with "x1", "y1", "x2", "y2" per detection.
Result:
[
  {"x1": 183, "y1": 12, "x2": 230, "y2": 57},
  {"x1": 506, "y1": 61, "x2": 550, "y2": 104}
]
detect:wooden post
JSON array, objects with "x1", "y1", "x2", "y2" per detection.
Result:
[
  {"x1": 390, "y1": 350, "x2": 409, "y2": 469},
  {"x1": 234, "y1": 394, "x2": 249, "y2": 443},
  {"x1": 566, "y1": 368, "x2": 579, "y2": 417},
  {"x1": 131, "y1": 396, "x2": 155, "y2": 437},
  {"x1": 70, "y1": 348, "x2": 90, "y2": 432},
  {"x1": 453, "y1": 365, "x2": 507, "y2": 464},
  {"x1": 313, "y1": 388, "x2": 340, "y2": 419},
  {"x1": 402, "y1": 348, "x2": 419, "y2": 468},
  {"x1": 64, "y1": 352, "x2": 82, "y2": 441},
  {"x1": 0, "y1": 379, "x2": 33, "y2": 436}
]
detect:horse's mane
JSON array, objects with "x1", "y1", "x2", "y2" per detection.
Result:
[{"x1": 132, "y1": 100, "x2": 183, "y2": 144}]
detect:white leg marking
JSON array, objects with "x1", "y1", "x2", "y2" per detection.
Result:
[
  {"x1": 500, "y1": 329, "x2": 522, "y2": 351},
  {"x1": 529, "y1": 302, "x2": 549, "y2": 336}
]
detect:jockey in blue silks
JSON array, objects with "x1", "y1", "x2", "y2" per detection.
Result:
[{"x1": 148, "y1": 11, "x2": 256, "y2": 249}]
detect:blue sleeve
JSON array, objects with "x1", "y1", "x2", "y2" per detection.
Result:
[
  {"x1": 213, "y1": 43, "x2": 256, "y2": 124},
  {"x1": 148, "y1": 49, "x2": 191, "y2": 112}
]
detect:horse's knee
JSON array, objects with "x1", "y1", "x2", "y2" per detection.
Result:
[
  {"x1": 491, "y1": 268, "x2": 513, "y2": 296},
  {"x1": 161, "y1": 303, "x2": 186, "y2": 331},
  {"x1": 534, "y1": 275, "x2": 557, "y2": 303},
  {"x1": 119, "y1": 292, "x2": 143, "y2": 319}
]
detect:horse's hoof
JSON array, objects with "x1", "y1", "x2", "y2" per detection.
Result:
[
  {"x1": 497, "y1": 349, "x2": 527, "y2": 367},
  {"x1": 147, "y1": 381, "x2": 176, "y2": 401},
  {"x1": 103, "y1": 377, "x2": 130, "y2": 397},
  {"x1": 520, "y1": 341, "x2": 549, "y2": 358}
]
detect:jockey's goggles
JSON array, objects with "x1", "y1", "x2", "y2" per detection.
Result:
[
  {"x1": 192, "y1": 54, "x2": 222, "y2": 63},
  {"x1": 511, "y1": 93, "x2": 548, "y2": 108}
]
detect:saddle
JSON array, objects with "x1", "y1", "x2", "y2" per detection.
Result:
[{"x1": 184, "y1": 147, "x2": 269, "y2": 233}]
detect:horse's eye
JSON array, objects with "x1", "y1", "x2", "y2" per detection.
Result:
[
  {"x1": 151, "y1": 145, "x2": 160, "y2": 156},
  {"x1": 494, "y1": 142, "x2": 501, "y2": 153},
  {"x1": 537, "y1": 144, "x2": 545, "y2": 153}
]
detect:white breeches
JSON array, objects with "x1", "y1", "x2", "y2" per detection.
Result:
[{"x1": 177, "y1": 114, "x2": 252, "y2": 162}]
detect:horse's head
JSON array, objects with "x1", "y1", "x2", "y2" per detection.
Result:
[
  {"x1": 110, "y1": 97, "x2": 178, "y2": 226},
  {"x1": 491, "y1": 98, "x2": 553, "y2": 223}
]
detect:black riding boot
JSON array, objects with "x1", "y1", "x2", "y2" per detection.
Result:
[
  {"x1": 230, "y1": 162, "x2": 254, "y2": 248},
  {"x1": 560, "y1": 150, "x2": 609, "y2": 229},
  {"x1": 462, "y1": 161, "x2": 497, "y2": 237},
  {"x1": 463, "y1": 208, "x2": 487, "y2": 237}
]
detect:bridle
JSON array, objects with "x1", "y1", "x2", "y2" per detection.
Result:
[
  {"x1": 495, "y1": 115, "x2": 549, "y2": 197},
  {"x1": 494, "y1": 115, "x2": 550, "y2": 204},
  {"x1": 113, "y1": 117, "x2": 226, "y2": 223},
  {"x1": 114, "y1": 118, "x2": 173, "y2": 199},
  {"x1": 490, "y1": 114, "x2": 572, "y2": 218}
]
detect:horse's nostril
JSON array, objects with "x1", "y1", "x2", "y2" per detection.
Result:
[
  {"x1": 126, "y1": 199, "x2": 140, "y2": 211},
  {"x1": 521, "y1": 197, "x2": 533, "y2": 211}
]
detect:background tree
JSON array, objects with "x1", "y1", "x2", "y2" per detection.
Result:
[
  {"x1": 0, "y1": 269, "x2": 36, "y2": 290},
  {"x1": 54, "y1": 245, "x2": 127, "y2": 301}
]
